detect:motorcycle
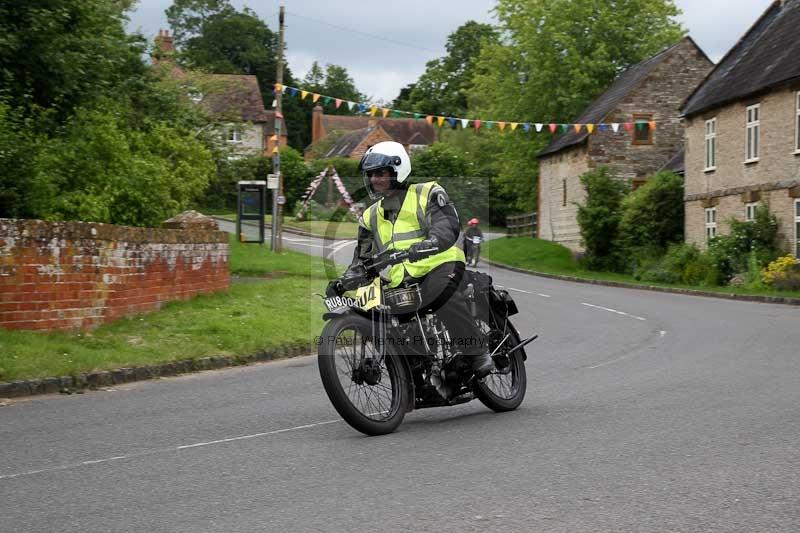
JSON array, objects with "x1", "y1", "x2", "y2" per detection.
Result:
[
  {"x1": 317, "y1": 248, "x2": 536, "y2": 436},
  {"x1": 465, "y1": 235, "x2": 482, "y2": 267}
]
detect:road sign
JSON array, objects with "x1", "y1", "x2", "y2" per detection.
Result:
[
  {"x1": 277, "y1": 195, "x2": 286, "y2": 205},
  {"x1": 267, "y1": 174, "x2": 279, "y2": 190}
]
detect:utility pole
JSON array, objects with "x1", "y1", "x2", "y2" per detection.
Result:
[{"x1": 271, "y1": 5, "x2": 285, "y2": 252}]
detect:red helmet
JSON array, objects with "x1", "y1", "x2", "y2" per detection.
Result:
[{"x1": 468, "y1": 218, "x2": 480, "y2": 226}]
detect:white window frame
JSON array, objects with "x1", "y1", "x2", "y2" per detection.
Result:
[
  {"x1": 705, "y1": 118, "x2": 717, "y2": 171},
  {"x1": 745, "y1": 104, "x2": 760, "y2": 163},
  {"x1": 705, "y1": 207, "x2": 717, "y2": 239},
  {"x1": 745, "y1": 202, "x2": 758, "y2": 222},
  {"x1": 227, "y1": 125, "x2": 242, "y2": 143},
  {"x1": 795, "y1": 92, "x2": 800, "y2": 154},
  {"x1": 795, "y1": 199, "x2": 800, "y2": 258}
]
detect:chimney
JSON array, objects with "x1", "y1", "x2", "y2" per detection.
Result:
[
  {"x1": 153, "y1": 29, "x2": 175, "y2": 63},
  {"x1": 312, "y1": 105, "x2": 325, "y2": 143}
]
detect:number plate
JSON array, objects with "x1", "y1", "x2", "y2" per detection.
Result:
[{"x1": 324, "y1": 277, "x2": 382, "y2": 312}]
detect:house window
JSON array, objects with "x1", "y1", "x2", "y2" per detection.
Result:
[
  {"x1": 745, "y1": 104, "x2": 760, "y2": 162},
  {"x1": 745, "y1": 202, "x2": 758, "y2": 222},
  {"x1": 227, "y1": 126, "x2": 242, "y2": 143},
  {"x1": 632, "y1": 113, "x2": 653, "y2": 145},
  {"x1": 705, "y1": 118, "x2": 716, "y2": 170},
  {"x1": 795, "y1": 92, "x2": 800, "y2": 153},
  {"x1": 705, "y1": 207, "x2": 717, "y2": 239},
  {"x1": 562, "y1": 179, "x2": 567, "y2": 206},
  {"x1": 795, "y1": 200, "x2": 800, "y2": 257}
]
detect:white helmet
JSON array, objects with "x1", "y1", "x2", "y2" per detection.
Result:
[{"x1": 358, "y1": 141, "x2": 411, "y2": 198}]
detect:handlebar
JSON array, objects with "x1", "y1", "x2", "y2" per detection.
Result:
[{"x1": 332, "y1": 246, "x2": 438, "y2": 295}]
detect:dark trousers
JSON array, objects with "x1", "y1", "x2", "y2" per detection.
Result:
[{"x1": 413, "y1": 261, "x2": 485, "y2": 357}]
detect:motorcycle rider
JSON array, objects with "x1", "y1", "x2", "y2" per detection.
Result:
[
  {"x1": 463, "y1": 218, "x2": 483, "y2": 267},
  {"x1": 327, "y1": 141, "x2": 494, "y2": 379}
]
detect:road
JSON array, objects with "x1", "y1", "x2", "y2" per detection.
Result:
[{"x1": 2, "y1": 227, "x2": 799, "y2": 531}]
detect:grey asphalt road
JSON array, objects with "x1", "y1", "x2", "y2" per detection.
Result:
[{"x1": 2, "y1": 229, "x2": 800, "y2": 532}]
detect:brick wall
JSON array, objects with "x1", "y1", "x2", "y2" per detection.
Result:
[
  {"x1": 684, "y1": 84, "x2": 800, "y2": 251},
  {"x1": 0, "y1": 217, "x2": 229, "y2": 331}
]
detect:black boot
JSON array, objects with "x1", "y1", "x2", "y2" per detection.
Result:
[{"x1": 470, "y1": 352, "x2": 495, "y2": 379}]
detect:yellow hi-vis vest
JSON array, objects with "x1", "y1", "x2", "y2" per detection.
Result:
[{"x1": 362, "y1": 181, "x2": 465, "y2": 288}]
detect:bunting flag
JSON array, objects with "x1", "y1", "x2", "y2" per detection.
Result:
[{"x1": 277, "y1": 84, "x2": 678, "y2": 138}]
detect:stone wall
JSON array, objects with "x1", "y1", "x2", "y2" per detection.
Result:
[
  {"x1": 684, "y1": 84, "x2": 800, "y2": 252},
  {"x1": 0, "y1": 215, "x2": 229, "y2": 331},
  {"x1": 537, "y1": 145, "x2": 591, "y2": 251}
]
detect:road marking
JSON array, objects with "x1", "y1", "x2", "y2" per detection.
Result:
[
  {"x1": 497, "y1": 285, "x2": 551, "y2": 298},
  {"x1": 660, "y1": 330, "x2": 667, "y2": 337},
  {"x1": 581, "y1": 302, "x2": 646, "y2": 321},
  {"x1": 0, "y1": 419, "x2": 341, "y2": 481},
  {"x1": 325, "y1": 239, "x2": 356, "y2": 259}
]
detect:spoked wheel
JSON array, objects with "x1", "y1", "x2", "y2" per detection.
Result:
[
  {"x1": 318, "y1": 315, "x2": 409, "y2": 435},
  {"x1": 474, "y1": 320, "x2": 527, "y2": 412}
]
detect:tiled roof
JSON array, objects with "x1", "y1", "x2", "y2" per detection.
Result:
[
  {"x1": 539, "y1": 38, "x2": 695, "y2": 158},
  {"x1": 683, "y1": 0, "x2": 800, "y2": 117},
  {"x1": 201, "y1": 75, "x2": 271, "y2": 123},
  {"x1": 323, "y1": 127, "x2": 375, "y2": 158},
  {"x1": 659, "y1": 149, "x2": 685, "y2": 175},
  {"x1": 321, "y1": 116, "x2": 435, "y2": 145}
]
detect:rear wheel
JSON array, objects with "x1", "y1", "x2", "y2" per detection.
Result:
[
  {"x1": 475, "y1": 320, "x2": 527, "y2": 412},
  {"x1": 318, "y1": 315, "x2": 409, "y2": 435}
]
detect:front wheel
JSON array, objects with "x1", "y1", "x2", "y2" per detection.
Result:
[
  {"x1": 318, "y1": 315, "x2": 410, "y2": 435},
  {"x1": 475, "y1": 321, "x2": 527, "y2": 412}
]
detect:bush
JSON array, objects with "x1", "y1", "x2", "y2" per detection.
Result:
[
  {"x1": 294, "y1": 199, "x2": 356, "y2": 223},
  {"x1": 617, "y1": 171, "x2": 684, "y2": 257},
  {"x1": 576, "y1": 167, "x2": 629, "y2": 271},
  {"x1": 762, "y1": 255, "x2": 800, "y2": 291},
  {"x1": 706, "y1": 205, "x2": 780, "y2": 284}
]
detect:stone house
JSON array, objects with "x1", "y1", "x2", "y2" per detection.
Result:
[
  {"x1": 152, "y1": 30, "x2": 286, "y2": 155},
  {"x1": 305, "y1": 105, "x2": 436, "y2": 160},
  {"x1": 536, "y1": 37, "x2": 713, "y2": 251},
  {"x1": 682, "y1": 0, "x2": 800, "y2": 256}
]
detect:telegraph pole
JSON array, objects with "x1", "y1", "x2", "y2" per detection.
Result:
[{"x1": 271, "y1": 5, "x2": 285, "y2": 252}]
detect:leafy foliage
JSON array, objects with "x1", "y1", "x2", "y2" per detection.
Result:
[
  {"x1": 576, "y1": 167, "x2": 629, "y2": 270},
  {"x1": 762, "y1": 255, "x2": 800, "y2": 291},
  {"x1": 617, "y1": 171, "x2": 685, "y2": 258},
  {"x1": 705, "y1": 206, "x2": 780, "y2": 284}
]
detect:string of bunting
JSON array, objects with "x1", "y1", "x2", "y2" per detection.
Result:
[{"x1": 274, "y1": 83, "x2": 669, "y2": 135}]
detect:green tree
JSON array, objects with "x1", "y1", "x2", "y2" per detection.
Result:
[
  {"x1": 166, "y1": 2, "x2": 309, "y2": 149},
  {"x1": 617, "y1": 171, "x2": 685, "y2": 257},
  {"x1": 576, "y1": 167, "x2": 629, "y2": 271},
  {"x1": 302, "y1": 62, "x2": 364, "y2": 116},
  {"x1": 468, "y1": 0, "x2": 685, "y2": 214},
  {"x1": 393, "y1": 21, "x2": 499, "y2": 116}
]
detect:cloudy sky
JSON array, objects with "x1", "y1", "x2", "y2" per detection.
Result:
[{"x1": 126, "y1": 0, "x2": 773, "y2": 103}]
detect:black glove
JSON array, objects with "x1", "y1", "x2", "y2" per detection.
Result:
[
  {"x1": 325, "y1": 279, "x2": 343, "y2": 297},
  {"x1": 341, "y1": 263, "x2": 369, "y2": 291},
  {"x1": 407, "y1": 237, "x2": 440, "y2": 262}
]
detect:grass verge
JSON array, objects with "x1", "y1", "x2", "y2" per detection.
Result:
[
  {"x1": 483, "y1": 237, "x2": 800, "y2": 299},
  {"x1": 0, "y1": 235, "x2": 342, "y2": 383},
  {"x1": 214, "y1": 213, "x2": 359, "y2": 240}
]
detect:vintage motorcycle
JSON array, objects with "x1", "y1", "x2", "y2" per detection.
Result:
[{"x1": 317, "y1": 248, "x2": 535, "y2": 436}]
